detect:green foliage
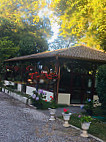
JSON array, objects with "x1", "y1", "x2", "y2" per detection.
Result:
[
  {"x1": 96, "y1": 65, "x2": 106, "y2": 108},
  {"x1": 51, "y1": 0, "x2": 106, "y2": 51},
  {"x1": 50, "y1": 96, "x2": 57, "y2": 109},
  {"x1": 78, "y1": 115, "x2": 93, "y2": 123},
  {"x1": 0, "y1": 0, "x2": 52, "y2": 63},
  {"x1": 0, "y1": 37, "x2": 19, "y2": 61},
  {"x1": 84, "y1": 98, "x2": 94, "y2": 115}
]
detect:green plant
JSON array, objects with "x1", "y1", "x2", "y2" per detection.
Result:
[
  {"x1": 84, "y1": 98, "x2": 94, "y2": 115},
  {"x1": 0, "y1": 80, "x2": 4, "y2": 87},
  {"x1": 96, "y1": 65, "x2": 106, "y2": 109},
  {"x1": 78, "y1": 115, "x2": 93, "y2": 123},
  {"x1": 50, "y1": 96, "x2": 57, "y2": 109}
]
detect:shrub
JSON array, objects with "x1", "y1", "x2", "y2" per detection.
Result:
[
  {"x1": 84, "y1": 98, "x2": 94, "y2": 115},
  {"x1": 96, "y1": 65, "x2": 106, "y2": 108}
]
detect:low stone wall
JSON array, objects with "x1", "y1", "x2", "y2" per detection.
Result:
[{"x1": 2, "y1": 88, "x2": 31, "y2": 105}]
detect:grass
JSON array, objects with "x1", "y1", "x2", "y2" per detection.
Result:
[{"x1": 59, "y1": 113, "x2": 106, "y2": 141}]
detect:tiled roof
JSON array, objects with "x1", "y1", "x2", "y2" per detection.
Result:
[{"x1": 5, "y1": 45, "x2": 106, "y2": 63}]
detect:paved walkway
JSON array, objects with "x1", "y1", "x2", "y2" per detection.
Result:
[{"x1": 0, "y1": 92, "x2": 99, "y2": 142}]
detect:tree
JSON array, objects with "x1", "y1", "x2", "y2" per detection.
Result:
[
  {"x1": 0, "y1": 37, "x2": 19, "y2": 62},
  {"x1": 96, "y1": 65, "x2": 106, "y2": 108},
  {"x1": 0, "y1": 0, "x2": 52, "y2": 57},
  {"x1": 50, "y1": 0, "x2": 106, "y2": 51}
]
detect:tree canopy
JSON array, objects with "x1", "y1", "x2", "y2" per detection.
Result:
[
  {"x1": 50, "y1": 0, "x2": 106, "y2": 51},
  {"x1": 0, "y1": 0, "x2": 52, "y2": 62}
]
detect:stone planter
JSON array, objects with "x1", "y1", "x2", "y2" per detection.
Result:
[
  {"x1": 81, "y1": 122, "x2": 91, "y2": 137},
  {"x1": 62, "y1": 112, "x2": 72, "y2": 127},
  {"x1": 2, "y1": 88, "x2": 5, "y2": 92},
  {"x1": 48, "y1": 108, "x2": 56, "y2": 121}
]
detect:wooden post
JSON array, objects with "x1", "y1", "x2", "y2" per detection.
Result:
[
  {"x1": 55, "y1": 56, "x2": 60, "y2": 103},
  {"x1": 91, "y1": 71, "x2": 96, "y2": 100},
  {"x1": 70, "y1": 71, "x2": 73, "y2": 104},
  {"x1": 81, "y1": 74, "x2": 85, "y2": 104}
]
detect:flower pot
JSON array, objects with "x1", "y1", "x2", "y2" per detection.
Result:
[
  {"x1": 48, "y1": 108, "x2": 56, "y2": 121},
  {"x1": 62, "y1": 112, "x2": 72, "y2": 127},
  {"x1": 81, "y1": 122, "x2": 91, "y2": 137},
  {"x1": 39, "y1": 79, "x2": 44, "y2": 84}
]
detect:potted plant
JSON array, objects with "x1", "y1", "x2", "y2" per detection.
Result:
[
  {"x1": 78, "y1": 115, "x2": 93, "y2": 137},
  {"x1": 48, "y1": 96, "x2": 57, "y2": 121},
  {"x1": 62, "y1": 108, "x2": 72, "y2": 127}
]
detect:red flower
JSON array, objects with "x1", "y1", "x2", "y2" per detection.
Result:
[
  {"x1": 63, "y1": 108, "x2": 69, "y2": 113},
  {"x1": 35, "y1": 72, "x2": 38, "y2": 74},
  {"x1": 50, "y1": 96, "x2": 52, "y2": 98},
  {"x1": 45, "y1": 100, "x2": 47, "y2": 102},
  {"x1": 36, "y1": 75, "x2": 40, "y2": 78}
]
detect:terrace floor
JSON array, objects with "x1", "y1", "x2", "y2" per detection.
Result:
[{"x1": 0, "y1": 92, "x2": 99, "y2": 142}]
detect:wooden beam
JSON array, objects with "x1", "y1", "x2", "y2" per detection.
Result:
[
  {"x1": 55, "y1": 56, "x2": 60, "y2": 103},
  {"x1": 70, "y1": 71, "x2": 73, "y2": 103}
]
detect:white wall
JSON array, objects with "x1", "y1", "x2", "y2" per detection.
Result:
[
  {"x1": 17, "y1": 83, "x2": 22, "y2": 92},
  {"x1": 26, "y1": 86, "x2": 36, "y2": 96}
]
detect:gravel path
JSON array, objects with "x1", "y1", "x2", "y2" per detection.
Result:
[{"x1": 0, "y1": 92, "x2": 100, "y2": 142}]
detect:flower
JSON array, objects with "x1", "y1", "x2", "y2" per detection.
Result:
[
  {"x1": 80, "y1": 105, "x2": 84, "y2": 109},
  {"x1": 36, "y1": 97, "x2": 39, "y2": 101},
  {"x1": 88, "y1": 99, "x2": 91, "y2": 102},
  {"x1": 78, "y1": 115, "x2": 93, "y2": 123},
  {"x1": 38, "y1": 89, "x2": 43, "y2": 94},
  {"x1": 45, "y1": 100, "x2": 47, "y2": 102},
  {"x1": 63, "y1": 108, "x2": 70, "y2": 114},
  {"x1": 32, "y1": 94, "x2": 36, "y2": 99},
  {"x1": 50, "y1": 96, "x2": 56, "y2": 109},
  {"x1": 78, "y1": 115, "x2": 81, "y2": 118}
]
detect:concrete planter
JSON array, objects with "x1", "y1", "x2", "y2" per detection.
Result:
[
  {"x1": 5, "y1": 89, "x2": 9, "y2": 94},
  {"x1": 81, "y1": 122, "x2": 91, "y2": 137},
  {"x1": 48, "y1": 108, "x2": 56, "y2": 121},
  {"x1": 27, "y1": 99, "x2": 32, "y2": 105},
  {"x1": 2, "y1": 88, "x2": 28, "y2": 105},
  {"x1": 2, "y1": 88, "x2": 5, "y2": 92},
  {"x1": 62, "y1": 112, "x2": 72, "y2": 127}
]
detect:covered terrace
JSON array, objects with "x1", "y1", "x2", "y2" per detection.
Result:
[{"x1": 5, "y1": 45, "x2": 106, "y2": 104}]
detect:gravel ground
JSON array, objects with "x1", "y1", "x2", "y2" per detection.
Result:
[
  {"x1": 39, "y1": 105, "x2": 85, "y2": 117},
  {"x1": 0, "y1": 92, "x2": 100, "y2": 142}
]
